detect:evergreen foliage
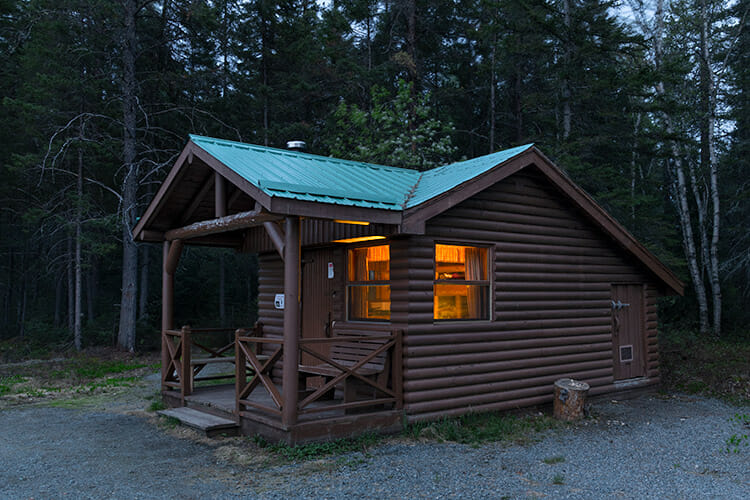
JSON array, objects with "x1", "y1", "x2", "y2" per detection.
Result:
[{"x1": 0, "y1": 0, "x2": 747, "y2": 346}]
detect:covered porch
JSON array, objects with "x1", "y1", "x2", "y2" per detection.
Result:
[
  {"x1": 133, "y1": 137, "x2": 407, "y2": 443},
  {"x1": 159, "y1": 323, "x2": 403, "y2": 443}
]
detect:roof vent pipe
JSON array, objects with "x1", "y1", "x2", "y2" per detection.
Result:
[{"x1": 286, "y1": 140, "x2": 306, "y2": 152}]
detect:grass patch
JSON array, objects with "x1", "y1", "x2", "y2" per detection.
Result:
[
  {"x1": 660, "y1": 334, "x2": 750, "y2": 405},
  {"x1": 147, "y1": 400, "x2": 167, "y2": 412},
  {"x1": 67, "y1": 359, "x2": 147, "y2": 379},
  {"x1": 159, "y1": 415, "x2": 182, "y2": 428},
  {"x1": 0, "y1": 375, "x2": 26, "y2": 395},
  {"x1": 251, "y1": 432, "x2": 381, "y2": 461},
  {"x1": 725, "y1": 412, "x2": 749, "y2": 453},
  {"x1": 0, "y1": 349, "x2": 158, "y2": 407},
  {"x1": 543, "y1": 455, "x2": 565, "y2": 465},
  {"x1": 552, "y1": 473, "x2": 565, "y2": 485},
  {"x1": 403, "y1": 411, "x2": 560, "y2": 445}
]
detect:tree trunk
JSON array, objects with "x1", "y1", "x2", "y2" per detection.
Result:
[
  {"x1": 654, "y1": 0, "x2": 710, "y2": 334},
  {"x1": 630, "y1": 113, "x2": 641, "y2": 223},
  {"x1": 67, "y1": 235, "x2": 74, "y2": 335},
  {"x1": 86, "y1": 259, "x2": 96, "y2": 324},
  {"x1": 514, "y1": 67, "x2": 523, "y2": 143},
  {"x1": 74, "y1": 144, "x2": 83, "y2": 351},
  {"x1": 261, "y1": 8, "x2": 269, "y2": 147},
  {"x1": 366, "y1": 14, "x2": 372, "y2": 71},
  {"x1": 489, "y1": 37, "x2": 496, "y2": 153},
  {"x1": 139, "y1": 245, "x2": 149, "y2": 319},
  {"x1": 18, "y1": 268, "x2": 27, "y2": 339},
  {"x1": 701, "y1": 0, "x2": 721, "y2": 335},
  {"x1": 673, "y1": 157, "x2": 711, "y2": 334},
  {"x1": 54, "y1": 271, "x2": 63, "y2": 327},
  {"x1": 405, "y1": 0, "x2": 418, "y2": 155},
  {"x1": 118, "y1": 0, "x2": 139, "y2": 352},
  {"x1": 219, "y1": 252, "x2": 226, "y2": 326},
  {"x1": 561, "y1": 0, "x2": 572, "y2": 140}
]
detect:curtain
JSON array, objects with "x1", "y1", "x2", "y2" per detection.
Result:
[
  {"x1": 352, "y1": 250, "x2": 368, "y2": 318},
  {"x1": 465, "y1": 247, "x2": 485, "y2": 319}
]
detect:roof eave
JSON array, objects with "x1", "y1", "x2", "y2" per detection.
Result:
[
  {"x1": 268, "y1": 197, "x2": 402, "y2": 225},
  {"x1": 399, "y1": 147, "x2": 684, "y2": 296},
  {"x1": 528, "y1": 147, "x2": 684, "y2": 296}
]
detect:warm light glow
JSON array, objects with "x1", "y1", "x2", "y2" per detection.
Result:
[
  {"x1": 333, "y1": 235, "x2": 386, "y2": 244},
  {"x1": 434, "y1": 244, "x2": 489, "y2": 320},
  {"x1": 347, "y1": 244, "x2": 391, "y2": 321},
  {"x1": 334, "y1": 219, "x2": 371, "y2": 226},
  {"x1": 365, "y1": 245, "x2": 389, "y2": 262},
  {"x1": 435, "y1": 244, "x2": 465, "y2": 264}
]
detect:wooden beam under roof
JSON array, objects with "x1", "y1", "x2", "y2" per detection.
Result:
[{"x1": 165, "y1": 206, "x2": 283, "y2": 241}]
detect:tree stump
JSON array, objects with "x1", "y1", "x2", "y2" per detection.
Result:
[{"x1": 553, "y1": 378, "x2": 590, "y2": 421}]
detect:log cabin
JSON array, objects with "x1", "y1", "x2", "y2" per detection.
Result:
[{"x1": 133, "y1": 135, "x2": 683, "y2": 443}]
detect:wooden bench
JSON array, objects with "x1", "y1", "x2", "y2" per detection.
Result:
[{"x1": 298, "y1": 336, "x2": 390, "y2": 403}]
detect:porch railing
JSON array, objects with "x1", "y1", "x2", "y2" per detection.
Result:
[
  {"x1": 235, "y1": 330, "x2": 403, "y2": 420},
  {"x1": 161, "y1": 325, "x2": 258, "y2": 399}
]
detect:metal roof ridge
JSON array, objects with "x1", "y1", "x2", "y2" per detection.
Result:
[
  {"x1": 188, "y1": 134, "x2": 420, "y2": 175},
  {"x1": 402, "y1": 172, "x2": 425, "y2": 209},
  {"x1": 423, "y1": 143, "x2": 535, "y2": 178}
]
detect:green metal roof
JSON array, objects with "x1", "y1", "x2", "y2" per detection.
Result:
[
  {"x1": 189, "y1": 135, "x2": 533, "y2": 211},
  {"x1": 406, "y1": 144, "x2": 535, "y2": 208}
]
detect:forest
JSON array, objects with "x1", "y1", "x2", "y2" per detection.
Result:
[{"x1": 0, "y1": 0, "x2": 747, "y2": 352}]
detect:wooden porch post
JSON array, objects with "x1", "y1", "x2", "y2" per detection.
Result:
[
  {"x1": 215, "y1": 172, "x2": 226, "y2": 218},
  {"x1": 161, "y1": 241, "x2": 173, "y2": 390},
  {"x1": 161, "y1": 239, "x2": 183, "y2": 390},
  {"x1": 282, "y1": 216, "x2": 300, "y2": 427},
  {"x1": 161, "y1": 241, "x2": 173, "y2": 332}
]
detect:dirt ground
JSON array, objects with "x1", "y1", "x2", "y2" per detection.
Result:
[{"x1": 1, "y1": 355, "x2": 748, "y2": 499}]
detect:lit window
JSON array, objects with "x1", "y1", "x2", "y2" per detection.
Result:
[
  {"x1": 347, "y1": 245, "x2": 390, "y2": 321},
  {"x1": 434, "y1": 244, "x2": 490, "y2": 320}
]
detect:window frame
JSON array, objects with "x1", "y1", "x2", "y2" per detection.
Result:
[
  {"x1": 345, "y1": 242, "x2": 391, "y2": 323},
  {"x1": 433, "y1": 241, "x2": 493, "y2": 322}
]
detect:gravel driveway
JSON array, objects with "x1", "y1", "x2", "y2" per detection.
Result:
[{"x1": 1, "y1": 390, "x2": 747, "y2": 499}]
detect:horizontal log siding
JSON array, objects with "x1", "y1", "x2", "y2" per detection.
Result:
[
  {"x1": 258, "y1": 248, "x2": 392, "y2": 381},
  {"x1": 257, "y1": 253, "x2": 285, "y2": 338},
  {"x1": 405, "y1": 168, "x2": 661, "y2": 420}
]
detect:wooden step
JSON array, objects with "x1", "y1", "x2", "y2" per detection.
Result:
[{"x1": 158, "y1": 407, "x2": 239, "y2": 437}]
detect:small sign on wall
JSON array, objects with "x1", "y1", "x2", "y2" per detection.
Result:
[
  {"x1": 328, "y1": 262, "x2": 334, "y2": 279},
  {"x1": 274, "y1": 294, "x2": 285, "y2": 309}
]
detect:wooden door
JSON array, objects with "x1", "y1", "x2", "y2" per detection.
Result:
[
  {"x1": 301, "y1": 247, "x2": 338, "y2": 365},
  {"x1": 611, "y1": 284, "x2": 646, "y2": 380}
]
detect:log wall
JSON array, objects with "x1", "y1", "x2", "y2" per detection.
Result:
[
  {"x1": 402, "y1": 167, "x2": 662, "y2": 421},
  {"x1": 254, "y1": 166, "x2": 664, "y2": 423}
]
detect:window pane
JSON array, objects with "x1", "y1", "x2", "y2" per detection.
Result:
[
  {"x1": 435, "y1": 244, "x2": 487, "y2": 280},
  {"x1": 349, "y1": 285, "x2": 391, "y2": 320},
  {"x1": 434, "y1": 284, "x2": 489, "y2": 320},
  {"x1": 348, "y1": 245, "x2": 390, "y2": 281}
]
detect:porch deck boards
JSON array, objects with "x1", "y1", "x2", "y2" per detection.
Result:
[{"x1": 184, "y1": 384, "x2": 374, "y2": 422}]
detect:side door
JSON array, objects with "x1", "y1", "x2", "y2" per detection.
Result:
[{"x1": 611, "y1": 284, "x2": 646, "y2": 380}]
